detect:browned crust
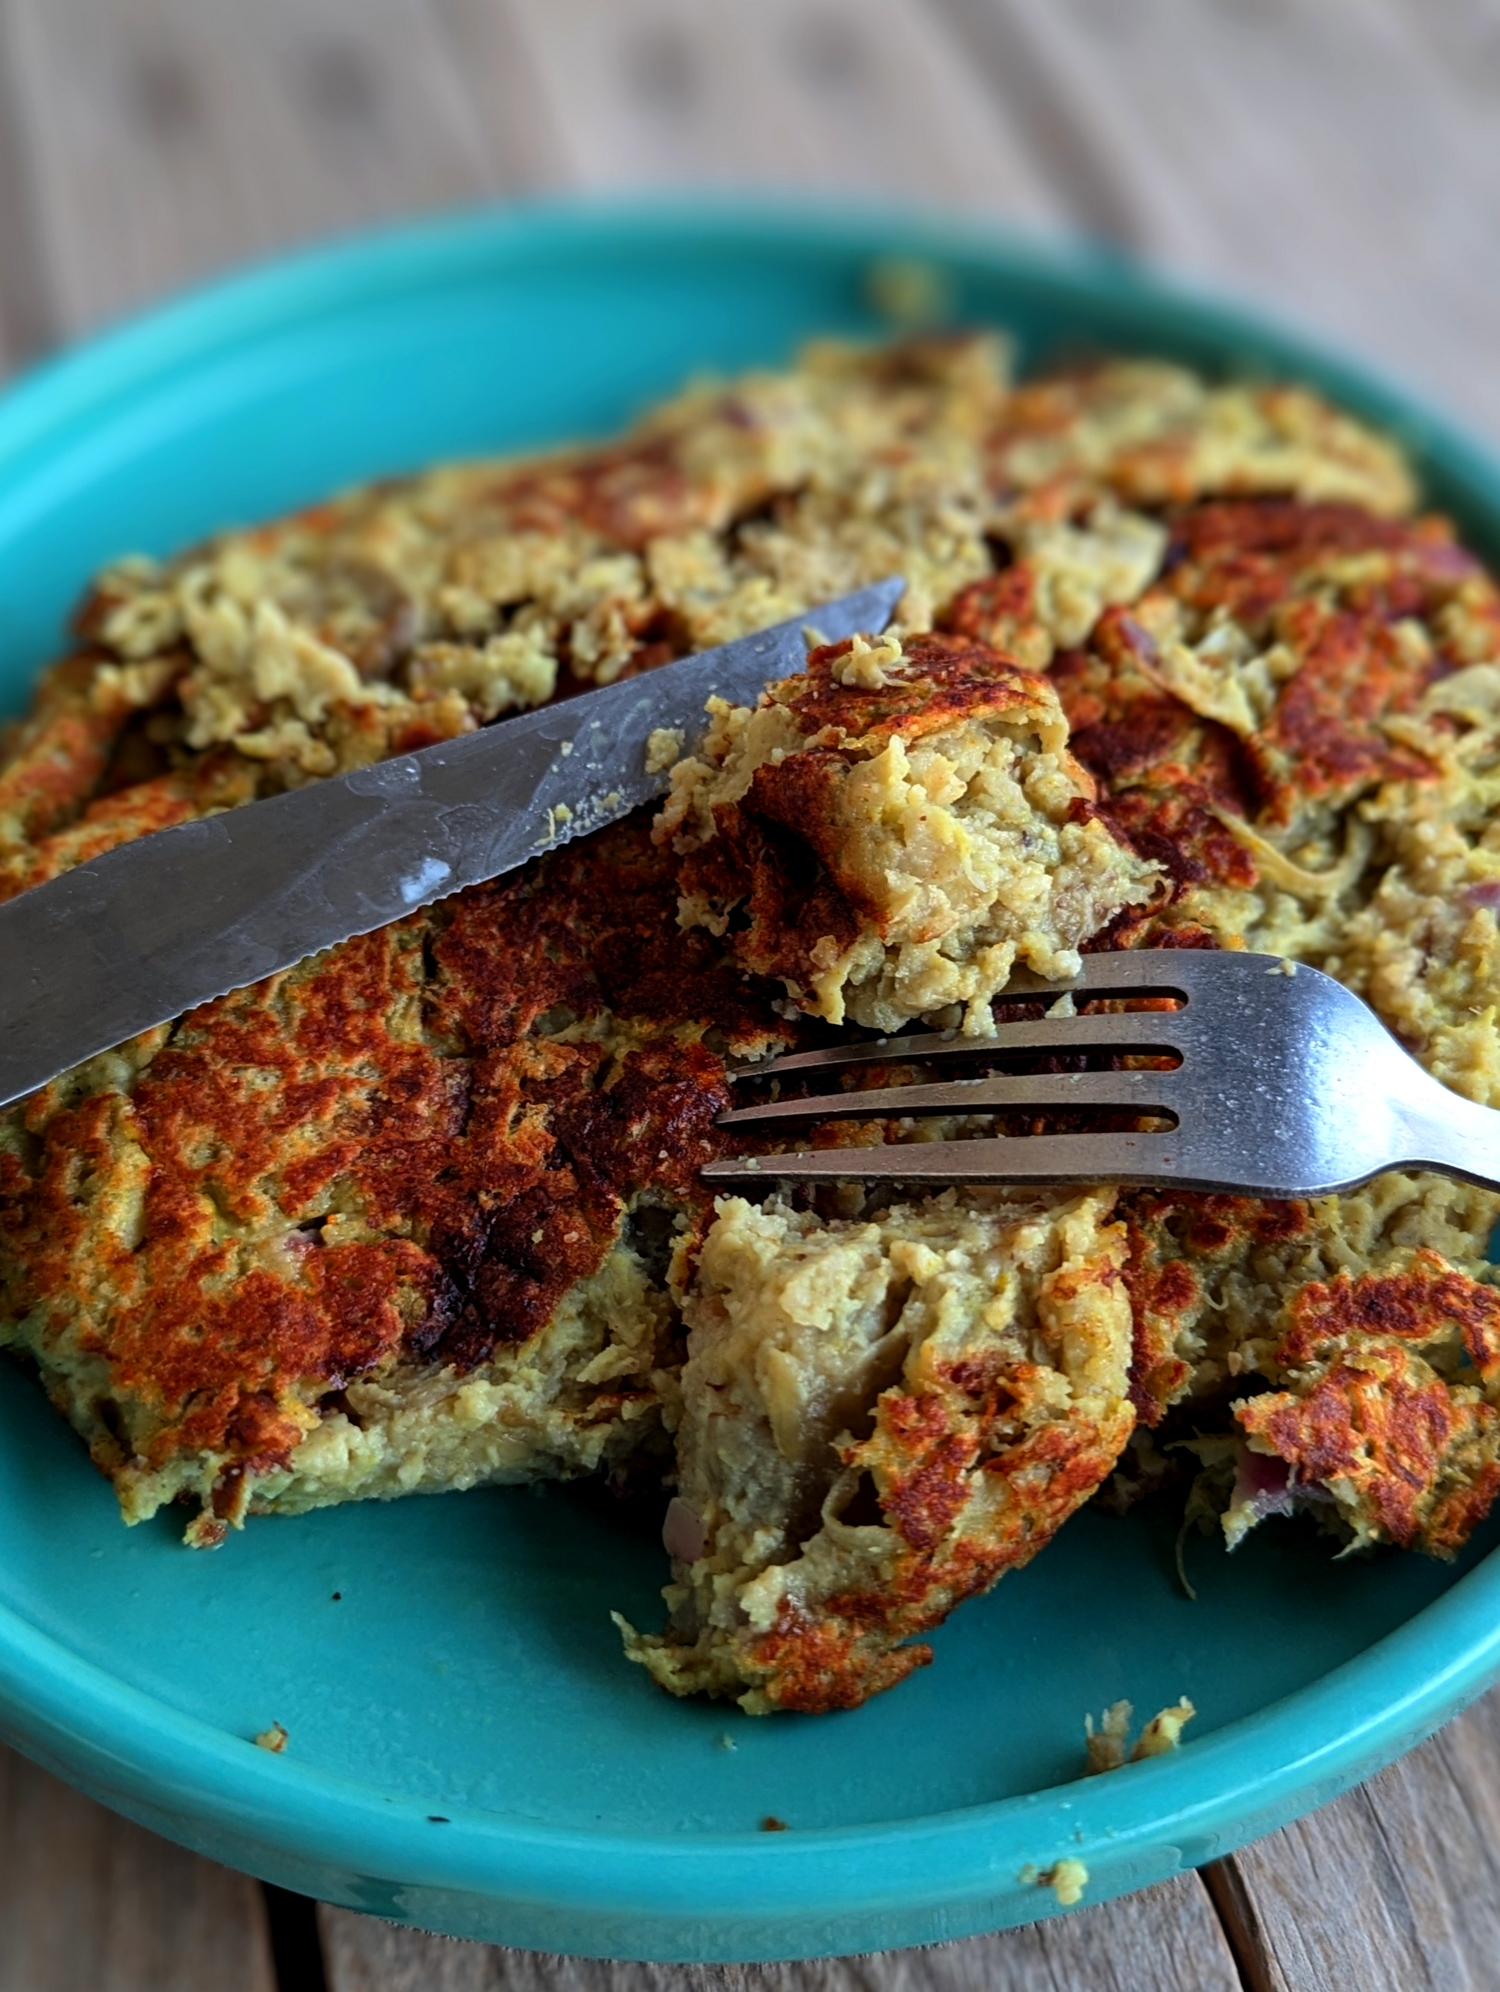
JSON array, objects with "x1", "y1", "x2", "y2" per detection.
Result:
[
  {"x1": 744, "y1": 1381, "x2": 1134, "y2": 1714},
  {"x1": 1238, "y1": 1253, "x2": 1500, "y2": 1555},
  {"x1": 1118, "y1": 1191, "x2": 1313, "y2": 1426},
  {"x1": 1005, "y1": 500, "x2": 1494, "y2": 940},
  {"x1": 768, "y1": 629, "x2": 1058, "y2": 748},
  {"x1": 0, "y1": 667, "x2": 131, "y2": 849},
  {"x1": 0, "y1": 815, "x2": 791, "y2": 1507},
  {"x1": 674, "y1": 631, "x2": 1072, "y2": 992}
]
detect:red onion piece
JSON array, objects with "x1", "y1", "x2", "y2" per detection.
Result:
[
  {"x1": 1230, "y1": 1442, "x2": 1335, "y2": 1535},
  {"x1": 663, "y1": 1497, "x2": 708, "y2": 1563},
  {"x1": 1230, "y1": 1445, "x2": 1297, "y2": 1523}
]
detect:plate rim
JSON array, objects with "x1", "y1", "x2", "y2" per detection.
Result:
[{"x1": 3, "y1": 192, "x2": 1500, "y2": 1957}]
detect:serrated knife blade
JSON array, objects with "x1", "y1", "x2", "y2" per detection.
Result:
[{"x1": 0, "y1": 577, "x2": 904, "y2": 1109}]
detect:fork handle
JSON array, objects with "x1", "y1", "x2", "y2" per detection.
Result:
[{"x1": 1395, "y1": 1084, "x2": 1500, "y2": 1195}]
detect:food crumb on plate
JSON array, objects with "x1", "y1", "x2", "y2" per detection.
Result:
[
  {"x1": 1021, "y1": 1858, "x2": 1091, "y2": 1907},
  {"x1": 760, "y1": 1815, "x2": 788, "y2": 1832},
  {"x1": 1084, "y1": 1698, "x2": 1196, "y2": 1775},
  {"x1": 863, "y1": 255, "x2": 954, "y2": 328},
  {"x1": 1040, "y1": 1858, "x2": 1089, "y2": 1908},
  {"x1": 253, "y1": 1722, "x2": 288, "y2": 1754}
]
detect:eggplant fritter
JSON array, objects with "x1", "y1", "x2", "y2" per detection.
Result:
[
  {"x1": 4, "y1": 331, "x2": 1500, "y2": 1713},
  {"x1": 1021, "y1": 495, "x2": 1500, "y2": 1554}
]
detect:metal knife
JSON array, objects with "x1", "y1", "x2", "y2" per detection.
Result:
[{"x1": 0, "y1": 578, "x2": 903, "y2": 1109}]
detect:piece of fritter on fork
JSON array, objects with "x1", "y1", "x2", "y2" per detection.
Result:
[{"x1": 659, "y1": 629, "x2": 1159, "y2": 1033}]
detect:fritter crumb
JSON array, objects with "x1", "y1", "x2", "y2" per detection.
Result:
[
  {"x1": 1084, "y1": 1696, "x2": 1195, "y2": 1774},
  {"x1": 1036, "y1": 1858, "x2": 1090, "y2": 1907}
]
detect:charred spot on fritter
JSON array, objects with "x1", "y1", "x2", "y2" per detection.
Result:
[
  {"x1": 0, "y1": 813, "x2": 794, "y2": 1540},
  {"x1": 944, "y1": 567, "x2": 1053, "y2": 673}
]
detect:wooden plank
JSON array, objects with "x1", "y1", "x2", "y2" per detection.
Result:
[
  {"x1": 497, "y1": 0, "x2": 1065, "y2": 222},
  {"x1": 0, "y1": 0, "x2": 528, "y2": 338},
  {"x1": 426, "y1": 0, "x2": 578, "y2": 196},
  {"x1": 1204, "y1": 1681, "x2": 1500, "y2": 1992},
  {"x1": 921, "y1": 0, "x2": 1202, "y2": 253},
  {"x1": 927, "y1": 0, "x2": 1500, "y2": 444},
  {"x1": 0, "y1": 0, "x2": 1077, "y2": 350},
  {"x1": 0, "y1": 0, "x2": 57, "y2": 366},
  {"x1": 320, "y1": 1869, "x2": 1241, "y2": 1991},
  {"x1": 0, "y1": 1741, "x2": 277, "y2": 1992}
]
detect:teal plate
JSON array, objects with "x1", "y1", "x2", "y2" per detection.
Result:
[{"x1": 3, "y1": 201, "x2": 1500, "y2": 1961}]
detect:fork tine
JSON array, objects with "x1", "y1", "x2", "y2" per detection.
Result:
[
  {"x1": 700, "y1": 1130, "x2": 1184, "y2": 1187},
  {"x1": 1057, "y1": 953, "x2": 1201, "y2": 997},
  {"x1": 729, "y1": 1009, "x2": 1186, "y2": 1083},
  {"x1": 697, "y1": 950, "x2": 1500, "y2": 1204},
  {"x1": 718, "y1": 1069, "x2": 1180, "y2": 1126}
]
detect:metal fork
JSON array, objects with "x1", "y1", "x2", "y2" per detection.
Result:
[{"x1": 699, "y1": 950, "x2": 1500, "y2": 1199}]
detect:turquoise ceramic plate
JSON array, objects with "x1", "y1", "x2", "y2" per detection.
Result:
[{"x1": 3, "y1": 202, "x2": 1500, "y2": 1962}]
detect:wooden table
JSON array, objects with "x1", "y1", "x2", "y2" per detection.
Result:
[{"x1": 2, "y1": 3, "x2": 1499, "y2": 1986}]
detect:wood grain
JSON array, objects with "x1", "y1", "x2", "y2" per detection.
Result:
[
  {"x1": 497, "y1": 0, "x2": 1064, "y2": 222},
  {"x1": 0, "y1": 0, "x2": 55, "y2": 364},
  {"x1": 0, "y1": 1742, "x2": 276, "y2": 1992},
  {"x1": 320, "y1": 1870, "x2": 1242, "y2": 1992},
  {"x1": 930, "y1": 0, "x2": 1500, "y2": 442},
  {"x1": 0, "y1": 0, "x2": 520, "y2": 337},
  {"x1": 1205, "y1": 1683, "x2": 1500, "y2": 1992}
]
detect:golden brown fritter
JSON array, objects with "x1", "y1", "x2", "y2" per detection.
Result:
[
  {"x1": 1111, "y1": 1169, "x2": 1500, "y2": 1558},
  {"x1": 1234, "y1": 1251, "x2": 1500, "y2": 1557},
  {"x1": 1035, "y1": 499, "x2": 1500, "y2": 967},
  {"x1": 5, "y1": 334, "x2": 1018, "y2": 844},
  {"x1": 984, "y1": 365, "x2": 1415, "y2": 530},
  {"x1": 5, "y1": 332, "x2": 1500, "y2": 1713},
  {"x1": 970, "y1": 487, "x2": 1500, "y2": 1557}
]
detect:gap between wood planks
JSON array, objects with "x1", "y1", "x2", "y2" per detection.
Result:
[
  {"x1": 311, "y1": 1870, "x2": 1248, "y2": 1992},
  {"x1": 263, "y1": 1885, "x2": 331, "y2": 1992},
  {"x1": 13, "y1": 1704, "x2": 1500, "y2": 1992}
]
